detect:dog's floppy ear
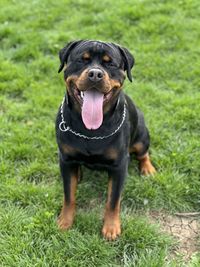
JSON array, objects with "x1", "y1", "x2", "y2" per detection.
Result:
[
  {"x1": 118, "y1": 46, "x2": 134, "y2": 82},
  {"x1": 58, "y1": 40, "x2": 83, "y2": 73}
]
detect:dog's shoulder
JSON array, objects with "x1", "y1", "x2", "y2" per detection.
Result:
[{"x1": 124, "y1": 93, "x2": 138, "y2": 126}]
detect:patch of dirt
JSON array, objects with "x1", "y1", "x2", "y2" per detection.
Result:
[{"x1": 148, "y1": 211, "x2": 200, "y2": 260}]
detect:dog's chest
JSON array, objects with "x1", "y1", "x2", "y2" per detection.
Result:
[{"x1": 60, "y1": 137, "x2": 121, "y2": 169}]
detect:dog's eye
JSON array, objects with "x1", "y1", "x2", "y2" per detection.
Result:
[
  {"x1": 77, "y1": 58, "x2": 90, "y2": 64},
  {"x1": 107, "y1": 61, "x2": 115, "y2": 66},
  {"x1": 77, "y1": 57, "x2": 90, "y2": 64},
  {"x1": 104, "y1": 60, "x2": 116, "y2": 67},
  {"x1": 83, "y1": 57, "x2": 90, "y2": 62}
]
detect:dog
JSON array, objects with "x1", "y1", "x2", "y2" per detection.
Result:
[{"x1": 55, "y1": 40, "x2": 156, "y2": 240}]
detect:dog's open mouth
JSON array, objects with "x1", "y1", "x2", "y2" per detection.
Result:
[
  {"x1": 72, "y1": 83, "x2": 113, "y2": 130},
  {"x1": 73, "y1": 86, "x2": 113, "y2": 105}
]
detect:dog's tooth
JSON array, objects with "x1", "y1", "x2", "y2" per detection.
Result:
[{"x1": 80, "y1": 91, "x2": 84, "y2": 98}]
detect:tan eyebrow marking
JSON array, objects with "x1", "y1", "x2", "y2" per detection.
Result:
[
  {"x1": 82, "y1": 52, "x2": 91, "y2": 60},
  {"x1": 103, "y1": 55, "x2": 111, "y2": 62}
]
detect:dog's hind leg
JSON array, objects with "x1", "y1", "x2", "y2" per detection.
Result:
[
  {"x1": 137, "y1": 151, "x2": 156, "y2": 176},
  {"x1": 130, "y1": 141, "x2": 156, "y2": 176}
]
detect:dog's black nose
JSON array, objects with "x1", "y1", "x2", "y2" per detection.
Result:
[{"x1": 88, "y1": 68, "x2": 104, "y2": 82}]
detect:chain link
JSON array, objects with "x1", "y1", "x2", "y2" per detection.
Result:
[{"x1": 59, "y1": 96, "x2": 126, "y2": 140}]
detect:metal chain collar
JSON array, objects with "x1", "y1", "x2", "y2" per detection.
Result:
[{"x1": 59, "y1": 97, "x2": 127, "y2": 140}]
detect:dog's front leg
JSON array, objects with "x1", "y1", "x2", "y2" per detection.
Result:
[
  {"x1": 57, "y1": 159, "x2": 79, "y2": 230},
  {"x1": 102, "y1": 162, "x2": 128, "y2": 240}
]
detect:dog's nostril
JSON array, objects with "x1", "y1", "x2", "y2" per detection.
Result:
[
  {"x1": 88, "y1": 71, "x2": 94, "y2": 78},
  {"x1": 97, "y1": 72, "x2": 103, "y2": 78}
]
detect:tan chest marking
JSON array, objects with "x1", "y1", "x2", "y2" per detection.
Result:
[
  {"x1": 105, "y1": 148, "x2": 119, "y2": 160},
  {"x1": 61, "y1": 144, "x2": 77, "y2": 155}
]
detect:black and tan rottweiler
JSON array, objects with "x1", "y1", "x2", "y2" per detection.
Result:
[{"x1": 56, "y1": 40, "x2": 156, "y2": 240}]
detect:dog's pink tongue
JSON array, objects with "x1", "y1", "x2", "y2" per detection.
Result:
[{"x1": 81, "y1": 90, "x2": 104, "y2": 130}]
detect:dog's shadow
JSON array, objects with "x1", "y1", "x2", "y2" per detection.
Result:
[{"x1": 76, "y1": 167, "x2": 108, "y2": 209}]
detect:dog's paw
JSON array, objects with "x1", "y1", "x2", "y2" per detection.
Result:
[
  {"x1": 140, "y1": 161, "x2": 156, "y2": 176},
  {"x1": 139, "y1": 153, "x2": 156, "y2": 176},
  {"x1": 57, "y1": 213, "x2": 74, "y2": 230},
  {"x1": 102, "y1": 221, "x2": 121, "y2": 240}
]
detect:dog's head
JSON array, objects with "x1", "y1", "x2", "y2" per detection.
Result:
[{"x1": 58, "y1": 40, "x2": 134, "y2": 130}]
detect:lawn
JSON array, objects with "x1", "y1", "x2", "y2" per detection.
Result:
[{"x1": 0, "y1": 0, "x2": 200, "y2": 266}]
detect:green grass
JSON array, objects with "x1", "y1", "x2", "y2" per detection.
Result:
[{"x1": 0, "y1": 0, "x2": 200, "y2": 266}]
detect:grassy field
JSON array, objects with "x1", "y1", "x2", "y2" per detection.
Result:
[{"x1": 0, "y1": 0, "x2": 200, "y2": 266}]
